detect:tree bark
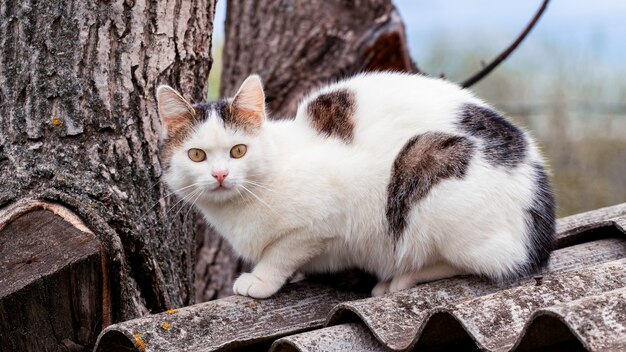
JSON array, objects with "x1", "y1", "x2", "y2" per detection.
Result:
[
  {"x1": 194, "y1": 0, "x2": 415, "y2": 302},
  {"x1": 194, "y1": 220, "x2": 241, "y2": 301},
  {"x1": 0, "y1": 0, "x2": 216, "y2": 344},
  {"x1": 220, "y1": 0, "x2": 416, "y2": 118}
]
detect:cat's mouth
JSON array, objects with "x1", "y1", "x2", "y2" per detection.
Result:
[{"x1": 212, "y1": 185, "x2": 232, "y2": 192}]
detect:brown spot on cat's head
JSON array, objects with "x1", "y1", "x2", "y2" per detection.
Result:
[
  {"x1": 307, "y1": 89, "x2": 356, "y2": 143},
  {"x1": 386, "y1": 132, "x2": 476, "y2": 241},
  {"x1": 156, "y1": 85, "x2": 198, "y2": 162},
  {"x1": 228, "y1": 75, "x2": 266, "y2": 134}
]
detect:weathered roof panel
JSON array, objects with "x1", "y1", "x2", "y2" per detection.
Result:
[
  {"x1": 319, "y1": 239, "x2": 626, "y2": 351},
  {"x1": 513, "y1": 287, "x2": 626, "y2": 352},
  {"x1": 271, "y1": 323, "x2": 387, "y2": 352},
  {"x1": 95, "y1": 284, "x2": 365, "y2": 351},
  {"x1": 94, "y1": 202, "x2": 626, "y2": 352},
  {"x1": 273, "y1": 257, "x2": 626, "y2": 352},
  {"x1": 556, "y1": 201, "x2": 626, "y2": 246},
  {"x1": 448, "y1": 259, "x2": 625, "y2": 351}
]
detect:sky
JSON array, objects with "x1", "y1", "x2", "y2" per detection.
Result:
[
  {"x1": 393, "y1": 0, "x2": 626, "y2": 69},
  {"x1": 213, "y1": 0, "x2": 626, "y2": 72}
]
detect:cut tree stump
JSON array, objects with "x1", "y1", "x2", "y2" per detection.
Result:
[{"x1": 0, "y1": 203, "x2": 108, "y2": 351}]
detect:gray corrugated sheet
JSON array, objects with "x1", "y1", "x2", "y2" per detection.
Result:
[
  {"x1": 513, "y1": 288, "x2": 626, "y2": 352},
  {"x1": 94, "y1": 202, "x2": 626, "y2": 352},
  {"x1": 94, "y1": 283, "x2": 365, "y2": 351}
]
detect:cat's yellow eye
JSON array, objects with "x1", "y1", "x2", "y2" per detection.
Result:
[
  {"x1": 230, "y1": 144, "x2": 247, "y2": 159},
  {"x1": 187, "y1": 148, "x2": 206, "y2": 162}
]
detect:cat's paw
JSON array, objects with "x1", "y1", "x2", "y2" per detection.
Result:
[
  {"x1": 233, "y1": 273, "x2": 282, "y2": 299},
  {"x1": 371, "y1": 281, "x2": 390, "y2": 297}
]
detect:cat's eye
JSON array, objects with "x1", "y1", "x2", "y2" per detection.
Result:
[
  {"x1": 188, "y1": 148, "x2": 206, "y2": 162},
  {"x1": 230, "y1": 144, "x2": 247, "y2": 159}
]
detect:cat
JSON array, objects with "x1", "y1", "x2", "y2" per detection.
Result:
[{"x1": 156, "y1": 72, "x2": 555, "y2": 299}]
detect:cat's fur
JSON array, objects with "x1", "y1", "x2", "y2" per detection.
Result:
[{"x1": 156, "y1": 72, "x2": 555, "y2": 298}]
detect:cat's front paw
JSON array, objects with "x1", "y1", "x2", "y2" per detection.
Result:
[
  {"x1": 371, "y1": 280, "x2": 390, "y2": 297},
  {"x1": 233, "y1": 273, "x2": 282, "y2": 299}
]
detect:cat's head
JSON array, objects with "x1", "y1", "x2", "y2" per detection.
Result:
[{"x1": 156, "y1": 75, "x2": 273, "y2": 204}]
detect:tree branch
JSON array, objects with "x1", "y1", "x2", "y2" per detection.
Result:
[{"x1": 460, "y1": 0, "x2": 550, "y2": 88}]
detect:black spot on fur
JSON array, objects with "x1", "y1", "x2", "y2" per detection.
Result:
[
  {"x1": 386, "y1": 132, "x2": 476, "y2": 242},
  {"x1": 193, "y1": 99, "x2": 265, "y2": 135},
  {"x1": 517, "y1": 163, "x2": 556, "y2": 276},
  {"x1": 213, "y1": 99, "x2": 233, "y2": 125},
  {"x1": 307, "y1": 89, "x2": 356, "y2": 142},
  {"x1": 192, "y1": 102, "x2": 210, "y2": 119},
  {"x1": 458, "y1": 104, "x2": 527, "y2": 168},
  {"x1": 193, "y1": 100, "x2": 232, "y2": 124}
]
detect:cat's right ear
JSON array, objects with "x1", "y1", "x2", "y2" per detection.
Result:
[
  {"x1": 229, "y1": 75, "x2": 266, "y2": 132},
  {"x1": 156, "y1": 85, "x2": 196, "y2": 135}
]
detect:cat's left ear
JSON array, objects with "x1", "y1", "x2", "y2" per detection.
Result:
[{"x1": 230, "y1": 75, "x2": 266, "y2": 132}]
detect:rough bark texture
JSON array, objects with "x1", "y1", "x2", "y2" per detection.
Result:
[
  {"x1": 220, "y1": 0, "x2": 416, "y2": 118},
  {"x1": 194, "y1": 220, "x2": 242, "y2": 301},
  {"x1": 0, "y1": 0, "x2": 215, "y2": 327},
  {"x1": 194, "y1": 0, "x2": 416, "y2": 302}
]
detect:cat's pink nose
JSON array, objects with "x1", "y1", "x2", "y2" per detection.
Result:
[{"x1": 212, "y1": 170, "x2": 229, "y2": 184}]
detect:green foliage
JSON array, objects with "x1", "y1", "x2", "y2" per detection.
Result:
[{"x1": 207, "y1": 41, "x2": 223, "y2": 101}]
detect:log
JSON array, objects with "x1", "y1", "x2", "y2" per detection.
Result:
[{"x1": 0, "y1": 205, "x2": 104, "y2": 351}]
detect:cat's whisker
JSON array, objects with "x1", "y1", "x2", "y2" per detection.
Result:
[
  {"x1": 243, "y1": 179, "x2": 271, "y2": 186},
  {"x1": 166, "y1": 187, "x2": 202, "y2": 219},
  {"x1": 166, "y1": 189, "x2": 197, "y2": 215},
  {"x1": 235, "y1": 187, "x2": 246, "y2": 203},
  {"x1": 170, "y1": 190, "x2": 204, "y2": 221},
  {"x1": 148, "y1": 179, "x2": 162, "y2": 191},
  {"x1": 183, "y1": 189, "x2": 204, "y2": 223},
  {"x1": 243, "y1": 180, "x2": 277, "y2": 193},
  {"x1": 144, "y1": 182, "x2": 212, "y2": 217},
  {"x1": 239, "y1": 184, "x2": 276, "y2": 213},
  {"x1": 158, "y1": 183, "x2": 206, "y2": 202},
  {"x1": 136, "y1": 185, "x2": 195, "y2": 223},
  {"x1": 238, "y1": 175, "x2": 277, "y2": 185}
]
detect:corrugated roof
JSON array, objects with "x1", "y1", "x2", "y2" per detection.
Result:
[
  {"x1": 94, "y1": 202, "x2": 626, "y2": 352},
  {"x1": 94, "y1": 284, "x2": 365, "y2": 351}
]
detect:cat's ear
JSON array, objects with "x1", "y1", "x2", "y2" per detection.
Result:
[
  {"x1": 156, "y1": 85, "x2": 196, "y2": 135},
  {"x1": 230, "y1": 75, "x2": 266, "y2": 132}
]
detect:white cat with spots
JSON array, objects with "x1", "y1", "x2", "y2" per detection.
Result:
[{"x1": 156, "y1": 72, "x2": 555, "y2": 299}]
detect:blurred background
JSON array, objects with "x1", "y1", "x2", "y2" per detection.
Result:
[{"x1": 209, "y1": 0, "x2": 626, "y2": 217}]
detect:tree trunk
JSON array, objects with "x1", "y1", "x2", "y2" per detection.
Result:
[
  {"x1": 220, "y1": 0, "x2": 416, "y2": 117},
  {"x1": 194, "y1": 221, "x2": 242, "y2": 301},
  {"x1": 194, "y1": 0, "x2": 415, "y2": 302},
  {"x1": 0, "y1": 0, "x2": 215, "y2": 349}
]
